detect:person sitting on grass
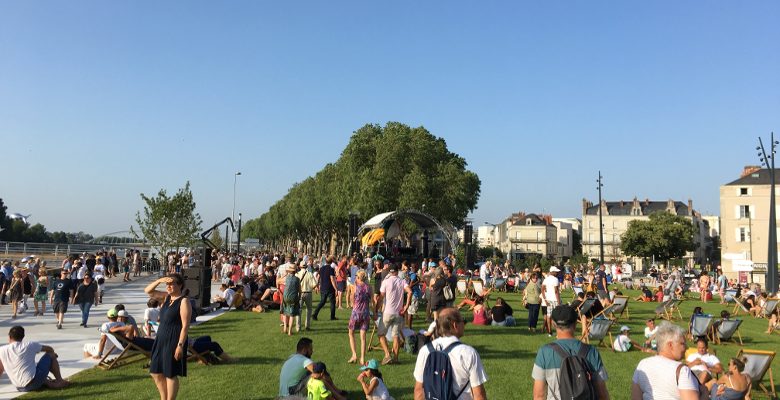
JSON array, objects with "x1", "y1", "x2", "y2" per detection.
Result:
[
  {"x1": 279, "y1": 338, "x2": 346, "y2": 400},
  {"x1": 613, "y1": 325, "x2": 652, "y2": 353},
  {"x1": 634, "y1": 285, "x2": 653, "y2": 302},
  {"x1": 0, "y1": 326, "x2": 70, "y2": 392},
  {"x1": 654, "y1": 285, "x2": 665, "y2": 303},
  {"x1": 490, "y1": 297, "x2": 515, "y2": 327},
  {"x1": 704, "y1": 356, "x2": 751, "y2": 399},
  {"x1": 456, "y1": 287, "x2": 492, "y2": 310},
  {"x1": 471, "y1": 296, "x2": 490, "y2": 325},
  {"x1": 644, "y1": 318, "x2": 659, "y2": 350},
  {"x1": 356, "y1": 359, "x2": 394, "y2": 400},
  {"x1": 213, "y1": 283, "x2": 236, "y2": 308}
]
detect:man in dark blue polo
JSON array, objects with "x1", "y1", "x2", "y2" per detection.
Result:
[{"x1": 312, "y1": 255, "x2": 337, "y2": 321}]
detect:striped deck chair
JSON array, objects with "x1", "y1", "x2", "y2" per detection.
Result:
[
  {"x1": 582, "y1": 317, "x2": 614, "y2": 350},
  {"x1": 456, "y1": 279, "x2": 468, "y2": 296},
  {"x1": 715, "y1": 319, "x2": 743, "y2": 345},
  {"x1": 572, "y1": 285, "x2": 584, "y2": 296},
  {"x1": 738, "y1": 349, "x2": 776, "y2": 399},
  {"x1": 689, "y1": 314, "x2": 713, "y2": 341},
  {"x1": 610, "y1": 295, "x2": 629, "y2": 320},
  {"x1": 759, "y1": 298, "x2": 779, "y2": 319}
]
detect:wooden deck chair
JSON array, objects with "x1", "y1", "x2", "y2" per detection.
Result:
[
  {"x1": 456, "y1": 279, "x2": 468, "y2": 296},
  {"x1": 472, "y1": 280, "x2": 485, "y2": 297},
  {"x1": 759, "y1": 298, "x2": 779, "y2": 319},
  {"x1": 98, "y1": 332, "x2": 152, "y2": 370},
  {"x1": 610, "y1": 295, "x2": 629, "y2": 320},
  {"x1": 593, "y1": 302, "x2": 622, "y2": 321},
  {"x1": 733, "y1": 296, "x2": 751, "y2": 316},
  {"x1": 576, "y1": 298, "x2": 597, "y2": 317},
  {"x1": 656, "y1": 299, "x2": 683, "y2": 320},
  {"x1": 572, "y1": 285, "x2": 584, "y2": 296},
  {"x1": 187, "y1": 344, "x2": 215, "y2": 365},
  {"x1": 689, "y1": 314, "x2": 713, "y2": 341},
  {"x1": 724, "y1": 288, "x2": 738, "y2": 304},
  {"x1": 714, "y1": 319, "x2": 743, "y2": 345},
  {"x1": 582, "y1": 317, "x2": 614, "y2": 349},
  {"x1": 738, "y1": 348, "x2": 776, "y2": 399}
]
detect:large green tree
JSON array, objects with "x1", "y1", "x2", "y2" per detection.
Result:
[
  {"x1": 244, "y1": 122, "x2": 481, "y2": 252},
  {"x1": 132, "y1": 182, "x2": 202, "y2": 254},
  {"x1": 620, "y1": 211, "x2": 696, "y2": 262}
]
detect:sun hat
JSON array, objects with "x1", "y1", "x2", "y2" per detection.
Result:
[
  {"x1": 360, "y1": 359, "x2": 381, "y2": 371},
  {"x1": 549, "y1": 266, "x2": 561, "y2": 273},
  {"x1": 620, "y1": 325, "x2": 631, "y2": 332}
]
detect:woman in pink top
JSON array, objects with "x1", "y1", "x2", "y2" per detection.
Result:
[{"x1": 472, "y1": 297, "x2": 490, "y2": 325}]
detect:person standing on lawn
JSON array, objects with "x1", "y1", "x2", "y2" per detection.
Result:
[
  {"x1": 375, "y1": 263, "x2": 412, "y2": 365},
  {"x1": 532, "y1": 304, "x2": 610, "y2": 400}
]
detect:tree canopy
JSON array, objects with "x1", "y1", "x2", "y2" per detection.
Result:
[
  {"x1": 243, "y1": 122, "x2": 481, "y2": 251},
  {"x1": 132, "y1": 182, "x2": 202, "y2": 254},
  {"x1": 620, "y1": 211, "x2": 696, "y2": 261}
]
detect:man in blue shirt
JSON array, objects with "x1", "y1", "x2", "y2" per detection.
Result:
[{"x1": 312, "y1": 256, "x2": 337, "y2": 321}]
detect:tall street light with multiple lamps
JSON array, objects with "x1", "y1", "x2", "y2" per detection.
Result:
[
  {"x1": 597, "y1": 171, "x2": 605, "y2": 267},
  {"x1": 757, "y1": 133, "x2": 779, "y2": 294},
  {"x1": 232, "y1": 171, "x2": 242, "y2": 251}
]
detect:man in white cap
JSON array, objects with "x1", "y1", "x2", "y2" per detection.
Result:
[
  {"x1": 613, "y1": 325, "x2": 649, "y2": 352},
  {"x1": 542, "y1": 267, "x2": 561, "y2": 336}
]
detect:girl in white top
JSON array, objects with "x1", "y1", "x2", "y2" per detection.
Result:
[
  {"x1": 143, "y1": 298, "x2": 161, "y2": 337},
  {"x1": 357, "y1": 360, "x2": 394, "y2": 400}
]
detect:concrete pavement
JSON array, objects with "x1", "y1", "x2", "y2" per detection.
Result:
[{"x1": 0, "y1": 273, "x2": 224, "y2": 399}]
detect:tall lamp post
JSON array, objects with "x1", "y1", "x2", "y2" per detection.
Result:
[
  {"x1": 597, "y1": 171, "x2": 605, "y2": 267},
  {"x1": 757, "y1": 133, "x2": 779, "y2": 295},
  {"x1": 232, "y1": 171, "x2": 242, "y2": 251}
]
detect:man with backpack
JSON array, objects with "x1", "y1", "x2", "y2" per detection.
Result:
[
  {"x1": 531, "y1": 304, "x2": 610, "y2": 400},
  {"x1": 413, "y1": 307, "x2": 488, "y2": 400}
]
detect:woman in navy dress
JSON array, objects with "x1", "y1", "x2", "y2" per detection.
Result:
[{"x1": 145, "y1": 273, "x2": 191, "y2": 400}]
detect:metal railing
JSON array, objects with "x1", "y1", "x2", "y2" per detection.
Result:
[{"x1": 0, "y1": 241, "x2": 152, "y2": 263}]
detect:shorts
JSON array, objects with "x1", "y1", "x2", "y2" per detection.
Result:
[
  {"x1": 336, "y1": 281, "x2": 346, "y2": 292},
  {"x1": 597, "y1": 290, "x2": 609, "y2": 300},
  {"x1": 546, "y1": 300, "x2": 559, "y2": 316},
  {"x1": 53, "y1": 301, "x2": 68, "y2": 314},
  {"x1": 382, "y1": 313, "x2": 404, "y2": 338},
  {"x1": 16, "y1": 353, "x2": 52, "y2": 392},
  {"x1": 407, "y1": 297, "x2": 419, "y2": 315},
  {"x1": 348, "y1": 312, "x2": 370, "y2": 331}
]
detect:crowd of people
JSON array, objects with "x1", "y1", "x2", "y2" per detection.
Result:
[{"x1": 3, "y1": 246, "x2": 779, "y2": 399}]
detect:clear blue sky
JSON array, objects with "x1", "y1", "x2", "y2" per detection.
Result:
[{"x1": 1, "y1": 2, "x2": 778, "y2": 236}]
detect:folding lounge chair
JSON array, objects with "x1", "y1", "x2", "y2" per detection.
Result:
[
  {"x1": 572, "y1": 286, "x2": 584, "y2": 296},
  {"x1": 493, "y1": 278, "x2": 507, "y2": 291},
  {"x1": 759, "y1": 298, "x2": 779, "y2": 319},
  {"x1": 714, "y1": 319, "x2": 743, "y2": 345},
  {"x1": 733, "y1": 296, "x2": 751, "y2": 316},
  {"x1": 610, "y1": 295, "x2": 629, "y2": 320},
  {"x1": 724, "y1": 288, "x2": 738, "y2": 304},
  {"x1": 582, "y1": 317, "x2": 614, "y2": 349},
  {"x1": 472, "y1": 280, "x2": 486, "y2": 298},
  {"x1": 187, "y1": 344, "x2": 215, "y2": 365},
  {"x1": 456, "y1": 279, "x2": 468, "y2": 296},
  {"x1": 655, "y1": 299, "x2": 683, "y2": 320},
  {"x1": 689, "y1": 314, "x2": 714, "y2": 341},
  {"x1": 576, "y1": 298, "x2": 597, "y2": 317},
  {"x1": 98, "y1": 332, "x2": 152, "y2": 370},
  {"x1": 738, "y1": 349, "x2": 776, "y2": 399}
]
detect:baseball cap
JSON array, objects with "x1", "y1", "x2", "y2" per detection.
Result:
[
  {"x1": 360, "y1": 359, "x2": 380, "y2": 371},
  {"x1": 117, "y1": 310, "x2": 128, "y2": 317},
  {"x1": 428, "y1": 261, "x2": 436, "y2": 267},
  {"x1": 312, "y1": 362, "x2": 326, "y2": 373},
  {"x1": 107, "y1": 309, "x2": 118, "y2": 318},
  {"x1": 549, "y1": 266, "x2": 561, "y2": 273},
  {"x1": 551, "y1": 304, "x2": 577, "y2": 326},
  {"x1": 620, "y1": 325, "x2": 631, "y2": 332}
]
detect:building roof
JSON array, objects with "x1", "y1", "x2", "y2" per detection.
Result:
[
  {"x1": 584, "y1": 200, "x2": 690, "y2": 216},
  {"x1": 724, "y1": 168, "x2": 780, "y2": 186}
]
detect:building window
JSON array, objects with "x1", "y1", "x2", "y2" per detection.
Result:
[
  {"x1": 738, "y1": 227, "x2": 750, "y2": 242},
  {"x1": 588, "y1": 220, "x2": 593, "y2": 228},
  {"x1": 738, "y1": 205, "x2": 751, "y2": 219},
  {"x1": 739, "y1": 187, "x2": 749, "y2": 196},
  {"x1": 515, "y1": 231, "x2": 520, "y2": 240}
]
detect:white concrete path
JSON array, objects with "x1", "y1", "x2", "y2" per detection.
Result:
[{"x1": 0, "y1": 274, "x2": 225, "y2": 399}]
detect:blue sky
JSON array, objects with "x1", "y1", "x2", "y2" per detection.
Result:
[{"x1": 1, "y1": 2, "x2": 778, "y2": 236}]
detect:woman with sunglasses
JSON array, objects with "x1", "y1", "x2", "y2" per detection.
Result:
[{"x1": 145, "y1": 274, "x2": 191, "y2": 400}]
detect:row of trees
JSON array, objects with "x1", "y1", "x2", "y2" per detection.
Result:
[
  {"x1": 0, "y1": 198, "x2": 94, "y2": 243},
  {"x1": 243, "y1": 122, "x2": 481, "y2": 254}
]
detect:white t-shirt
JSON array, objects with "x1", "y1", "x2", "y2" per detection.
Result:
[
  {"x1": 144, "y1": 307, "x2": 160, "y2": 324},
  {"x1": 369, "y1": 376, "x2": 391, "y2": 400},
  {"x1": 220, "y1": 288, "x2": 235, "y2": 305},
  {"x1": 542, "y1": 275, "x2": 560, "y2": 302},
  {"x1": 632, "y1": 355, "x2": 699, "y2": 400},
  {"x1": 93, "y1": 264, "x2": 106, "y2": 278},
  {"x1": 77, "y1": 265, "x2": 89, "y2": 280},
  {"x1": 686, "y1": 352, "x2": 720, "y2": 374},
  {"x1": 279, "y1": 353, "x2": 313, "y2": 396},
  {"x1": 0, "y1": 341, "x2": 43, "y2": 387},
  {"x1": 413, "y1": 336, "x2": 488, "y2": 400},
  {"x1": 613, "y1": 334, "x2": 632, "y2": 352}
]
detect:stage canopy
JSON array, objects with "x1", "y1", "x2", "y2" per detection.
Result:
[{"x1": 358, "y1": 209, "x2": 456, "y2": 250}]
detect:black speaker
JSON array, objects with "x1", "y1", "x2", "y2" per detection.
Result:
[
  {"x1": 464, "y1": 223, "x2": 473, "y2": 245},
  {"x1": 183, "y1": 267, "x2": 212, "y2": 309},
  {"x1": 349, "y1": 214, "x2": 359, "y2": 238}
]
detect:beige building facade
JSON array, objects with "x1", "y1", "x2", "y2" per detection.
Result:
[
  {"x1": 720, "y1": 166, "x2": 780, "y2": 285},
  {"x1": 581, "y1": 198, "x2": 707, "y2": 269},
  {"x1": 487, "y1": 212, "x2": 558, "y2": 261}
]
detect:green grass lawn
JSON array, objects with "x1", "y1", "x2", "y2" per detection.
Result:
[{"x1": 20, "y1": 288, "x2": 780, "y2": 400}]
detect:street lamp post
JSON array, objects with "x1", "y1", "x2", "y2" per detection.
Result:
[
  {"x1": 597, "y1": 171, "x2": 605, "y2": 267},
  {"x1": 237, "y1": 213, "x2": 242, "y2": 254},
  {"x1": 757, "y1": 133, "x2": 779, "y2": 294},
  {"x1": 232, "y1": 171, "x2": 242, "y2": 251}
]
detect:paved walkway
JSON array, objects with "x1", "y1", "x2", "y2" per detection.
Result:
[{"x1": 0, "y1": 274, "x2": 224, "y2": 399}]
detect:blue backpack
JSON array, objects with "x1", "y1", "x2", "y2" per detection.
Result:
[{"x1": 422, "y1": 341, "x2": 469, "y2": 400}]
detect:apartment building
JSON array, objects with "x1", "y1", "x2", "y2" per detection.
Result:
[{"x1": 720, "y1": 166, "x2": 780, "y2": 284}]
